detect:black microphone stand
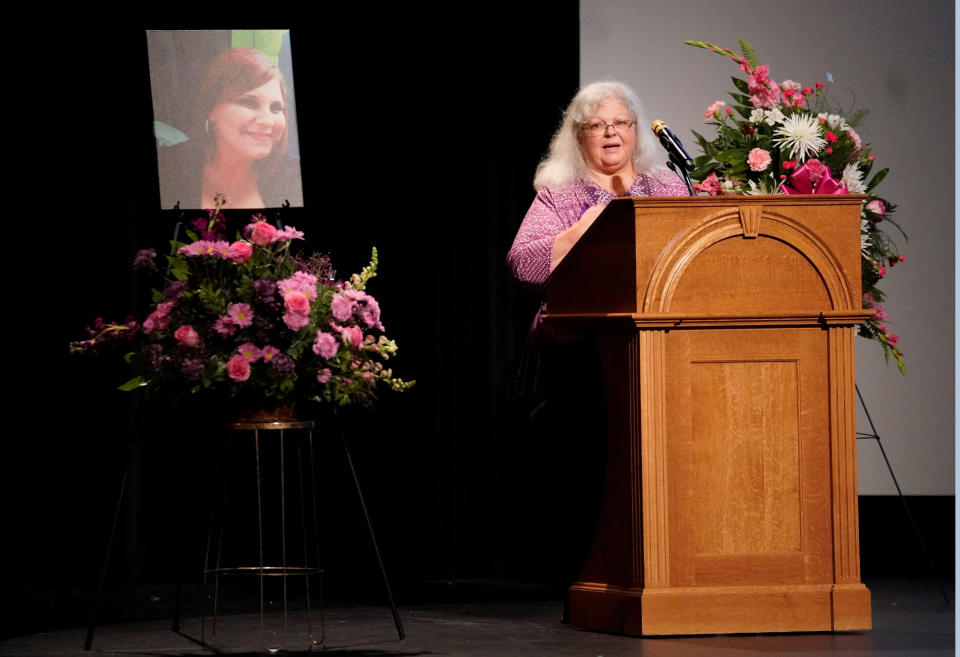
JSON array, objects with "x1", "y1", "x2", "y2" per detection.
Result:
[{"x1": 666, "y1": 158, "x2": 696, "y2": 196}]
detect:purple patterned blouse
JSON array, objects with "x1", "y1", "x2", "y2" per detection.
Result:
[{"x1": 507, "y1": 172, "x2": 689, "y2": 289}]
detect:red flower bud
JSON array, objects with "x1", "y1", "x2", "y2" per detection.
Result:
[
  {"x1": 815, "y1": 82, "x2": 826, "y2": 88},
  {"x1": 802, "y1": 87, "x2": 814, "y2": 95},
  {"x1": 826, "y1": 147, "x2": 833, "y2": 154}
]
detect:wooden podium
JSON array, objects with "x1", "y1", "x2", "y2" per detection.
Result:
[{"x1": 544, "y1": 195, "x2": 872, "y2": 636}]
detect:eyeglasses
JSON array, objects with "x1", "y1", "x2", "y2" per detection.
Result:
[{"x1": 581, "y1": 119, "x2": 635, "y2": 137}]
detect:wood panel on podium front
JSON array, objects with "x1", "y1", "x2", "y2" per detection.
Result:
[{"x1": 544, "y1": 195, "x2": 871, "y2": 636}]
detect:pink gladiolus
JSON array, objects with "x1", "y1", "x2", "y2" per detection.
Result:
[
  {"x1": 878, "y1": 324, "x2": 889, "y2": 333},
  {"x1": 887, "y1": 334, "x2": 900, "y2": 346},
  {"x1": 230, "y1": 241, "x2": 253, "y2": 263},
  {"x1": 174, "y1": 325, "x2": 199, "y2": 348},
  {"x1": 226, "y1": 354, "x2": 251, "y2": 382},
  {"x1": 248, "y1": 221, "x2": 278, "y2": 246},
  {"x1": 747, "y1": 148, "x2": 772, "y2": 172}
]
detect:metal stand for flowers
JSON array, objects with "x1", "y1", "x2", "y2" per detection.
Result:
[
  {"x1": 855, "y1": 385, "x2": 951, "y2": 605},
  {"x1": 201, "y1": 420, "x2": 326, "y2": 651}
]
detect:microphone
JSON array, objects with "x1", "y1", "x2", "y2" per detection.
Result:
[{"x1": 651, "y1": 120, "x2": 695, "y2": 171}]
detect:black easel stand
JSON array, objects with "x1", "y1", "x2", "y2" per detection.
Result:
[
  {"x1": 855, "y1": 384, "x2": 951, "y2": 605},
  {"x1": 84, "y1": 393, "x2": 144, "y2": 651}
]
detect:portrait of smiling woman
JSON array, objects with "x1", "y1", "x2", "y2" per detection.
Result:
[{"x1": 150, "y1": 34, "x2": 304, "y2": 210}]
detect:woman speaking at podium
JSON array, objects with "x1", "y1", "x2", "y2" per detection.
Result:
[
  {"x1": 507, "y1": 80, "x2": 687, "y2": 288},
  {"x1": 505, "y1": 81, "x2": 686, "y2": 606}
]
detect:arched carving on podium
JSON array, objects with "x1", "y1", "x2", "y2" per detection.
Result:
[{"x1": 641, "y1": 206, "x2": 855, "y2": 314}]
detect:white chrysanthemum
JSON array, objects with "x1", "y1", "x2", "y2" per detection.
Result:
[
  {"x1": 746, "y1": 174, "x2": 784, "y2": 195},
  {"x1": 773, "y1": 113, "x2": 827, "y2": 161},
  {"x1": 749, "y1": 108, "x2": 765, "y2": 124},
  {"x1": 860, "y1": 218, "x2": 872, "y2": 255},
  {"x1": 764, "y1": 108, "x2": 785, "y2": 126},
  {"x1": 841, "y1": 163, "x2": 867, "y2": 193}
]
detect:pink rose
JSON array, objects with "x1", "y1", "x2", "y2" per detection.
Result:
[
  {"x1": 284, "y1": 291, "x2": 311, "y2": 315},
  {"x1": 248, "y1": 221, "x2": 278, "y2": 246},
  {"x1": 313, "y1": 331, "x2": 339, "y2": 359},
  {"x1": 226, "y1": 354, "x2": 251, "y2": 382},
  {"x1": 230, "y1": 241, "x2": 253, "y2": 263},
  {"x1": 747, "y1": 148, "x2": 772, "y2": 172},
  {"x1": 866, "y1": 199, "x2": 886, "y2": 216},
  {"x1": 342, "y1": 326, "x2": 364, "y2": 347},
  {"x1": 174, "y1": 325, "x2": 199, "y2": 348}
]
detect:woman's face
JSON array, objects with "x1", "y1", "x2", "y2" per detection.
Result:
[
  {"x1": 577, "y1": 97, "x2": 636, "y2": 177},
  {"x1": 208, "y1": 76, "x2": 286, "y2": 162}
]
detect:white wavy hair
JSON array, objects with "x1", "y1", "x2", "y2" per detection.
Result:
[{"x1": 533, "y1": 80, "x2": 664, "y2": 190}]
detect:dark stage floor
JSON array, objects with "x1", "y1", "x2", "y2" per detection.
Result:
[{"x1": 0, "y1": 576, "x2": 952, "y2": 657}]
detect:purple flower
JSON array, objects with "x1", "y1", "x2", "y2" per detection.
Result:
[
  {"x1": 180, "y1": 356, "x2": 206, "y2": 381},
  {"x1": 253, "y1": 278, "x2": 277, "y2": 304},
  {"x1": 271, "y1": 353, "x2": 295, "y2": 375},
  {"x1": 133, "y1": 249, "x2": 156, "y2": 270},
  {"x1": 144, "y1": 343, "x2": 164, "y2": 371},
  {"x1": 164, "y1": 280, "x2": 189, "y2": 300}
]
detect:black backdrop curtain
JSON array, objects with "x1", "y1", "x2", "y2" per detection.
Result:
[{"x1": 14, "y1": 5, "x2": 580, "y2": 609}]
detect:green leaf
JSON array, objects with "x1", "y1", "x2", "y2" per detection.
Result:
[
  {"x1": 865, "y1": 167, "x2": 888, "y2": 192},
  {"x1": 731, "y1": 76, "x2": 750, "y2": 94},
  {"x1": 738, "y1": 37, "x2": 761, "y2": 69},
  {"x1": 119, "y1": 376, "x2": 147, "y2": 391}
]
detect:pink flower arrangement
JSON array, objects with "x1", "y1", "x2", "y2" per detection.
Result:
[
  {"x1": 72, "y1": 196, "x2": 413, "y2": 405},
  {"x1": 685, "y1": 37, "x2": 905, "y2": 372}
]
